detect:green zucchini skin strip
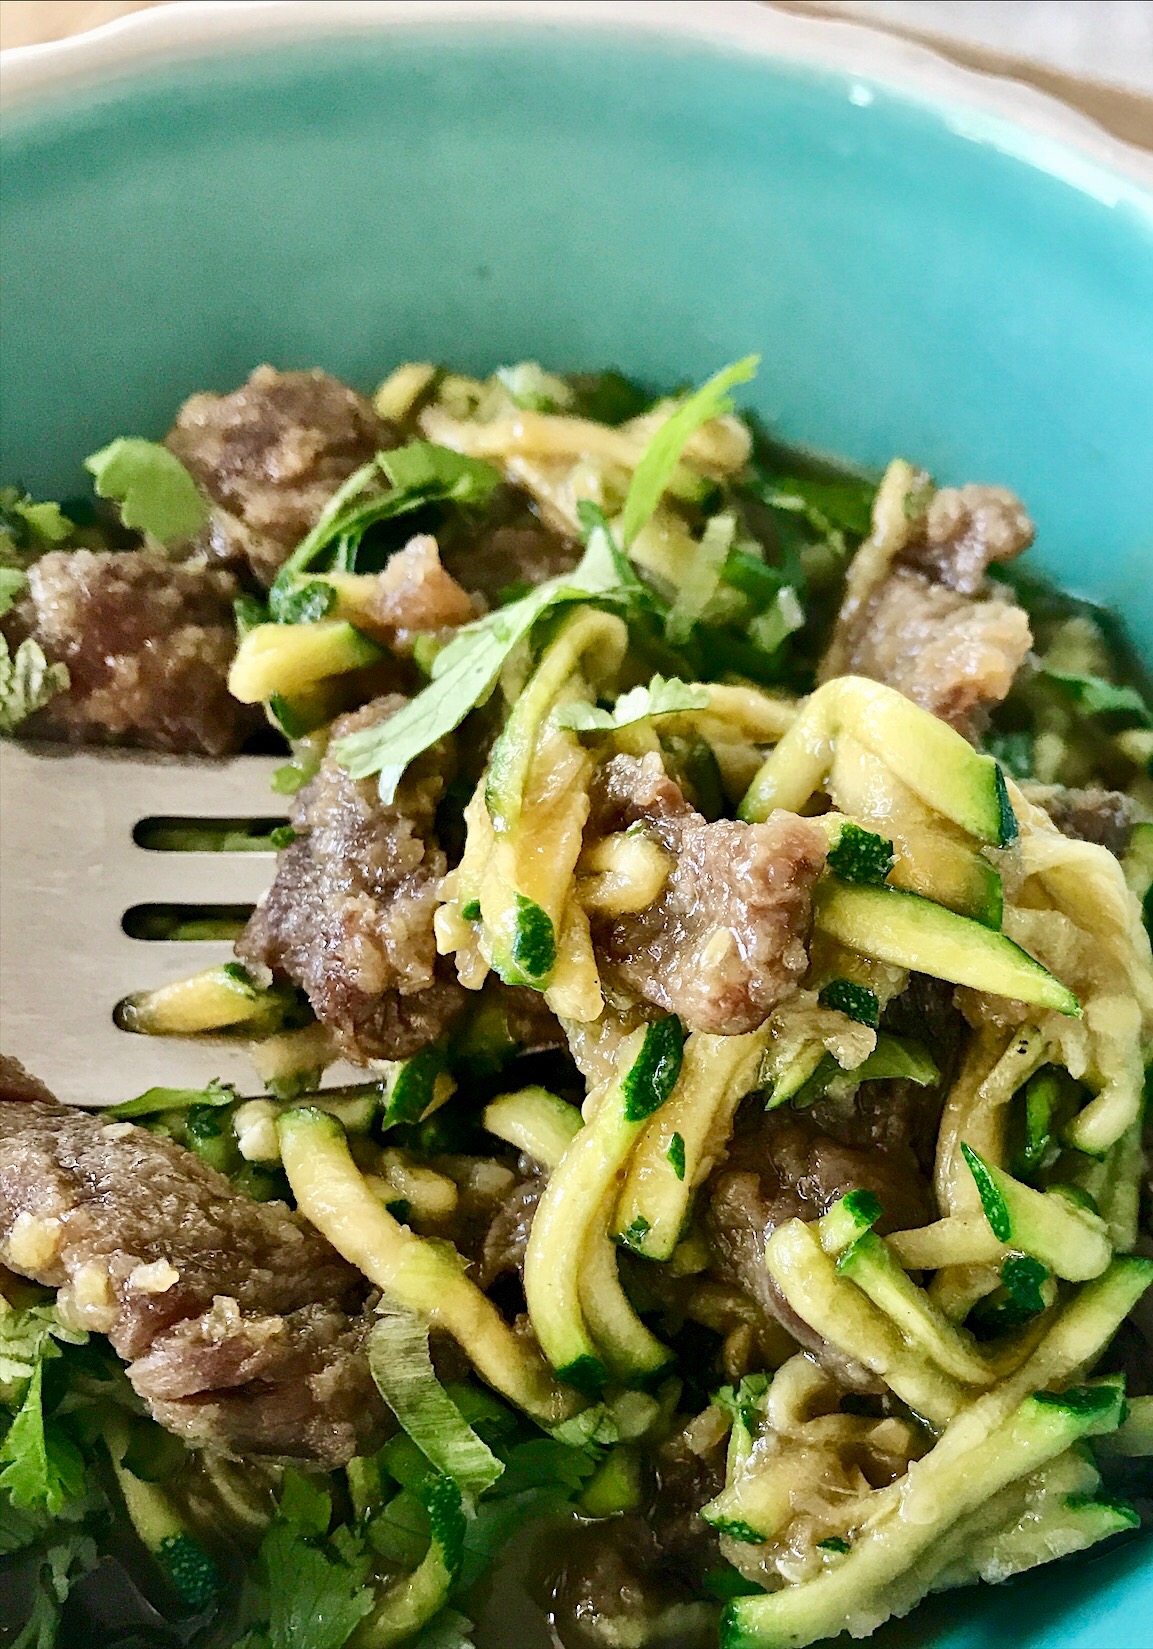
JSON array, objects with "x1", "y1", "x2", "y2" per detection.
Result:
[
  {"x1": 720, "y1": 1383, "x2": 1125, "y2": 1649},
  {"x1": 482, "y1": 1086, "x2": 584, "y2": 1170},
  {"x1": 350, "y1": 1473, "x2": 464, "y2": 1649},
  {"x1": 814, "y1": 882, "x2": 1080, "y2": 1017},
  {"x1": 485, "y1": 605, "x2": 627, "y2": 834},
  {"x1": 277, "y1": 1108, "x2": 577, "y2": 1425},
  {"x1": 961, "y1": 1144, "x2": 1112, "y2": 1282},
  {"x1": 738, "y1": 676, "x2": 1015, "y2": 846},
  {"x1": 765, "y1": 1219, "x2": 968, "y2": 1427},
  {"x1": 836, "y1": 1233, "x2": 995, "y2": 1386},
  {"x1": 522, "y1": 1020, "x2": 682, "y2": 1389},
  {"x1": 614, "y1": 1027, "x2": 768, "y2": 1260}
]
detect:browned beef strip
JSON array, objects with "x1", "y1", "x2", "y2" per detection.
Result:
[
  {"x1": 353, "y1": 534, "x2": 475, "y2": 652},
  {"x1": 703, "y1": 1109, "x2": 933, "y2": 1387},
  {"x1": 238, "y1": 695, "x2": 467, "y2": 1062},
  {"x1": 4, "y1": 550, "x2": 255, "y2": 755},
  {"x1": 477, "y1": 1163, "x2": 545, "y2": 1290},
  {"x1": 0, "y1": 1094, "x2": 388, "y2": 1463},
  {"x1": 438, "y1": 484, "x2": 579, "y2": 605},
  {"x1": 822, "y1": 482, "x2": 1034, "y2": 738},
  {"x1": 587, "y1": 754, "x2": 827, "y2": 1034},
  {"x1": 167, "y1": 365, "x2": 396, "y2": 586},
  {"x1": 1024, "y1": 783, "x2": 1137, "y2": 857},
  {"x1": 548, "y1": 1517, "x2": 715, "y2": 1649}
]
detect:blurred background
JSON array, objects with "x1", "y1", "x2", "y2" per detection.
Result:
[{"x1": 1, "y1": 2, "x2": 1150, "y2": 143}]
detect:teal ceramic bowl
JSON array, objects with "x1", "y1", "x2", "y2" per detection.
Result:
[{"x1": 1, "y1": 4, "x2": 1151, "y2": 1645}]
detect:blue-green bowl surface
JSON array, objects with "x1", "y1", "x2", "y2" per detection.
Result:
[{"x1": 1, "y1": 16, "x2": 1150, "y2": 1647}]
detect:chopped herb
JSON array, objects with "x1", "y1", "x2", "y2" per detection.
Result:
[
  {"x1": 504, "y1": 896, "x2": 557, "y2": 989},
  {"x1": 0, "y1": 635, "x2": 69, "y2": 734},
  {"x1": 827, "y1": 822, "x2": 894, "y2": 886},
  {"x1": 260, "y1": 1472, "x2": 374, "y2": 1649},
  {"x1": 234, "y1": 593, "x2": 270, "y2": 635},
  {"x1": 83, "y1": 438, "x2": 208, "y2": 543},
  {"x1": 334, "y1": 522, "x2": 636, "y2": 802},
  {"x1": 0, "y1": 1362, "x2": 87, "y2": 1518},
  {"x1": 666, "y1": 1132, "x2": 686, "y2": 1181},
  {"x1": 460, "y1": 899, "x2": 481, "y2": 922},
  {"x1": 1043, "y1": 668, "x2": 1152, "y2": 727},
  {"x1": 664, "y1": 513, "x2": 736, "y2": 643},
  {"x1": 713, "y1": 1373, "x2": 770, "y2": 1434},
  {"x1": 621, "y1": 1016, "x2": 684, "y2": 1122},
  {"x1": 270, "y1": 579, "x2": 338, "y2": 625},
  {"x1": 273, "y1": 442, "x2": 501, "y2": 593},
  {"x1": 618, "y1": 1215, "x2": 652, "y2": 1250},
  {"x1": 818, "y1": 979, "x2": 880, "y2": 1028},
  {"x1": 620, "y1": 356, "x2": 758, "y2": 548},
  {"x1": 0, "y1": 485, "x2": 74, "y2": 562},
  {"x1": 0, "y1": 566, "x2": 27, "y2": 616},
  {"x1": 270, "y1": 825, "x2": 298, "y2": 850},
  {"x1": 106, "y1": 1078, "x2": 238, "y2": 1120},
  {"x1": 754, "y1": 473, "x2": 876, "y2": 541},
  {"x1": 983, "y1": 727, "x2": 1034, "y2": 780},
  {"x1": 555, "y1": 675, "x2": 709, "y2": 733}
]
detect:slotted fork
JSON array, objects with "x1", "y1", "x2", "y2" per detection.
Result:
[{"x1": 0, "y1": 740, "x2": 354, "y2": 1107}]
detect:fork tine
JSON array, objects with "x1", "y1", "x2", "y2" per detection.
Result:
[{"x1": 1, "y1": 741, "x2": 317, "y2": 1107}]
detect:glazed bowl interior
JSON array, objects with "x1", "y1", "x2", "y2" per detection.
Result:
[{"x1": 1, "y1": 6, "x2": 1151, "y2": 1645}]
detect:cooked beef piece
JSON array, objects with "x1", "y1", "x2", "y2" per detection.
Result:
[
  {"x1": 905, "y1": 485, "x2": 1035, "y2": 597},
  {"x1": 0, "y1": 1096, "x2": 387, "y2": 1463},
  {"x1": 477, "y1": 1162, "x2": 545, "y2": 1289},
  {"x1": 438, "y1": 484, "x2": 580, "y2": 604},
  {"x1": 811, "y1": 975, "x2": 961, "y2": 1173},
  {"x1": 238, "y1": 695, "x2": 467, "y2": 1062},
  {"x1": 133, "y1": 1302, "x2": 384, "y2": 1463},
  {"x1": 1023, "y1": 783, "x2": 1137, "y2": 857},
  {"x1": 0, "y1": 1054, "x2": 57, "y2": 1106},
  {"x1": 822, "y1": 481, "x2": 1034, "y2": 738},
  {"x1": 167, "y1": 365, "x2": 396, "y2": 586},
  {"x1": 650, "y1": 1426, "x2": 726, "y2": 1580},
  {"x1": 587, "y1": 754, "x2": 827, "y2": 1034},
  {"x1": 704, "y1": 1109, "x2": 933, "y2": 1386},
  {"x1": 4, "y1": 550, "x2": 254, "y2": 755},
  {"x1": 549, "y1": 1518, "x2": 714, "y2": 1649},
  {"x1": 354, "y1": 534, "x2": 474, "y2": 652}
]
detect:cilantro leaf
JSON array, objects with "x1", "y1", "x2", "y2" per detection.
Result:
[
  {"x1": 0, "y1": 566, "x2": 28, "y2": 616},
  {"x1": 755, "y1": 473, "x2": 876, "y2": 541},
  {"x1": 0, "y1": 486, "x2": 74, "y2": 565},
  {"x1": 555, "y1": 675, "x2": 709, "y2": 733},
  {"x1": 1043, "y1": 668, "x2": 1151, "y2": 726},
  {"x1": 106, "y1": 1078, "x2": 237, "y2": 1120},
  {"x1": 0, "y1": 634, "x2": 69, "y2": 735},
  {"x1": 664, "y1": 512, "x2": 736, "y2": 643},
  {"x1": 274, "y1": 442, "x2": 501, "y2": 591},
  {"x1": 261, "y1": 1472, "x2": 374, "y2": 1649},
  {"x1": 0, "y1": 1302, "x2": 86, "y2": 1396},
  {"x1": 84, "y1": 438, "x2": 208, "y2": 543},
  {"x1": 0, "y1": 1363, "x2": 87, "y2": 1517},
  {"x1": 269, "y1": 579, "x2": 338, "y2": 625},
  {"x1": 334, "y1": 533, "x2": 634, "y2": 802},
  {"x1": 982, "y1": 727, "x2": 1034, "y2": 780},
  {"x1": 11, "y1": 1535, "x2": 98, "y2": 1649},
  {"x1": 620, "y1": 356, "x2": 758, "y2": 547}
]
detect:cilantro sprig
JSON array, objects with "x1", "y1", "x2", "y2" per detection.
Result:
[
  {"x1": 0, "y1": 635, "x2": 69, "y2": 735},
  {"x1": 335, "y1": 360, "x2": 759, "y2": 799},
  {"x1": 84, "y1": 438, "x2": 209, "y2": 544}
]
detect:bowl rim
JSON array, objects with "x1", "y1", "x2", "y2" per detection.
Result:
[{"x1": 2, "y1": 0, "x2": 1151, "y2": 206}]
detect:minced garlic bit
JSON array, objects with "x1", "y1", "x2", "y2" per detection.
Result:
[
  {"x1": 6, "y1": 1211, "x2": 62, "y2": 1270},
  {"x1": 128, "y1": 1259, "x2": 180, "y2": 1294}
]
